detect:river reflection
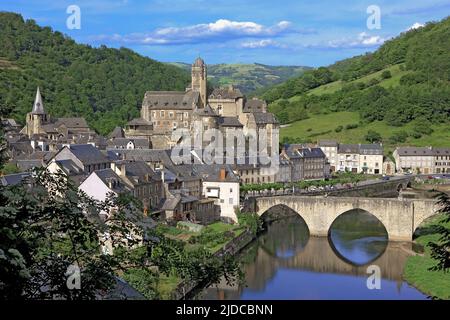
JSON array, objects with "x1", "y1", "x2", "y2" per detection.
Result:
[{"x1": 199, "y1": 215, "x2": 428, "y2": 300}]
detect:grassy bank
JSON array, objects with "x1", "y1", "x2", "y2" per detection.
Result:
[{"x1": 403, "y1": 216, "x2": 450, "y2": 299}]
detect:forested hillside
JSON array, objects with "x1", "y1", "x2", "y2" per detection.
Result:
[
  {"x1": 0, "y1": 12, "x2": 190, "y2": 135},
  {"x1": 263, "y1": 16, "x2": 450, "y2": 129},
  {"x1": 169, "y1": 62, "x2": 310, "y2": 94}
]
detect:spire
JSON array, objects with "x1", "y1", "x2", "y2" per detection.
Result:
[{"x1": 32, "y1": 87, "x2": 45, "y2": 114}]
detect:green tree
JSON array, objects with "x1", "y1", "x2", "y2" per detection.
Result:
[
  {"x1": 381, "y1": 70, "x2": 392, "y2": 79},
  {"x1": 0, "y1": 169, "x2": 149, "y2": 299},
  {"x1": 428, "y1": 192, "x2": 450, "y2": 273},
  {"x1": 365, "y1": 130, "x2": 382, "y2": 143}
]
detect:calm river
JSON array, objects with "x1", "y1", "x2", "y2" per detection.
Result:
[{"x1": 198, "y1": 210, "x2": 428, "y2": 300}]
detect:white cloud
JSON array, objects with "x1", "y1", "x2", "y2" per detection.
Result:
[
  {"x1": 315, "y1": 32, "x2": 388, "y2": 49},
  {"x1": 92, "y1": 19, "x2": 311, "y2": 45},
  {"x1": 240, "y1": 39, "x2": 286, "y2": 49},
  {"x1": 407, "y1": 22, "x2": 425, "y2": 31}
]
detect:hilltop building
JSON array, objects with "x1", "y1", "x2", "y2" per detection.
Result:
[{"x1": 124, "y1": 58, "x2": 280, "y2": 153}]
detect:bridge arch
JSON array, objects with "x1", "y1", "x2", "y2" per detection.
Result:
[
  {"x1": 255, "y1": 196, "x2": 438, "y2": 241},
  {"x1": 327, "y1": 209, "x2": 388, "y2": 266}
]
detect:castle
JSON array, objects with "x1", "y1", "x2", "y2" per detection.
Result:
[{"x1": 124, "y1": 57, "x2": 280, "y2": 153}]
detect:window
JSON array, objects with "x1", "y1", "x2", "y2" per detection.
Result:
[
  {"x1": 184, "y1": 112, "x2": 189, "y2": 118},
  {"x1": 169, "y1": 112, "x2": 174, "y2": 118},
  {"x1": 184, "y1": 121, "x2": 188, "y2": 128},
  {"x1": 229, "y1": 198, "x2": 233, "y2": 204},
  {"x1": 230, "y1": 188, "x2": 233, "y2": 193},
  {"x1": 160, "y1": 111, "x2": 165, "y2": 118}
]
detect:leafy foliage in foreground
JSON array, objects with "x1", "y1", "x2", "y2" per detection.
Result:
[{"x1": 428, "y1": 192, "x2": 450, "y2": 273}]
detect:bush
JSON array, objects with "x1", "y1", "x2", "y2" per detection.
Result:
[
  {"x1": 381, "y1": 70, "x2": 392, "y2": 79},
  {"x1": 335, "y1": 125, "x2": 343, "y2": 132},
  {"x1": 365, "y1": 130, "x2": 382, "y2": 143},
  {"x1": 389, "y1": 131, "x2": 409, "y2": 143},
  {"x1": 345, "y1": 123, "x2": 359, "y2": 130}
]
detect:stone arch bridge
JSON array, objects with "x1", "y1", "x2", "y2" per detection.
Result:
[{"x1": 254, "y1": 196, "x2": 439, "y2": 241}]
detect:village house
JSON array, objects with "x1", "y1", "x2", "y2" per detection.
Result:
[{"x1": 393, "y1": 146, "x2": 450, "y2": 174}]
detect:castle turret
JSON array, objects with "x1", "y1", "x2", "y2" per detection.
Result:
[{"x1": 191, "y1": 57, "x2": 207, "y2": 108}]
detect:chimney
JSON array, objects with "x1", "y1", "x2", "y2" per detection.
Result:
[{"x1": 219, "y1": 167, "x2": 226, "y2": 181}]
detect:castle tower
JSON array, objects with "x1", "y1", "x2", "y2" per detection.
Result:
[
  {"x1": 24, "y1": 87, "x2": 48, "y2": 137},
  {"x1": 191, "y1": 57, "x2": 207, "y2": 108}
]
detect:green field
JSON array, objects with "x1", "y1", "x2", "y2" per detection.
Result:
[
  {"x1": 280, "y1": 111, "x2": 450, "y2": 153},
  {"x1": 307, "y1": 64, "x2": 408, "y2": 96}
]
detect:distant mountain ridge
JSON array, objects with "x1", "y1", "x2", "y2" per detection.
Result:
[{"x1": 168, "y1": 62, "x2": 311, "y2": 94}]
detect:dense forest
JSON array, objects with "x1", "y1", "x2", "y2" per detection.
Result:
[
  {"x1": 0, "y1": 12, "x2": 190, "y2": 135},
  {"x1": 263, "y1": 16, "x2": 450, "y2": 128}
]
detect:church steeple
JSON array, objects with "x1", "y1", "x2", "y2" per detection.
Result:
[{"x1": 32, "y1": 87, "x2": 46, "y2": 114}]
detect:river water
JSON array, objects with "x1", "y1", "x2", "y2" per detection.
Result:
[{"x1": 199, "y1": 211, "x2": 428, "y2": 300}]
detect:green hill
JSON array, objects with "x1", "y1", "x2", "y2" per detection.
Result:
[
  {"x1": 263, "y1": 16, "x2": 450, "y2": 148},
  {"x1": 169, "y1": 62, "x2": 310, "y2": 94},
  {"x1": 0, "y1": 12, "x2": 190, "y2": 135}
]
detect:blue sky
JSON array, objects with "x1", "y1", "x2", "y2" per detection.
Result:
[{"x1": 1, "y1": 0, "x2": 450, "y2": 67}]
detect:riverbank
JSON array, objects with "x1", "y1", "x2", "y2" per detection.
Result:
[
  {"x1": 403, "y1": 216, "x2": 450, "y2": 299},
  {"x1": 171, "y1": 228, "x2": 255, "y2": 300}
]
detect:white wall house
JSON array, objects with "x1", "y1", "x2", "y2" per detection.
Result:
[{"x1": 202, "y1": 180, "x2": 239, "y2": 223}]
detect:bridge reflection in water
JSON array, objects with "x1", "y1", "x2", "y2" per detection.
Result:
[{"x1": 199, "y1": 213, "x2": 428, "y2": 300}]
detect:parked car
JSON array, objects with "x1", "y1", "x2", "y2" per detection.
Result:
[{"x1": 381, "y1": 176, "x2": 390, "y2": 181}]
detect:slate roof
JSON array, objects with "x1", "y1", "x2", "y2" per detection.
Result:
[
  {"x1": 162, "y1": 195, "x2": 181, "y2": 210},
  {"x1": 318, "y1": 140, "x2": 338, "y2": 147},
  {"x1": 94, "y1": 169, "x2": 130, "y2": 194},
  {"x1": 359, "y1": 144, "x2": 383, "y2": 155},
  {"x1": 126, "y1": 118, "x2": 153, "y2": 126},
  {"x1": 114, "y1": 149, "x2": 174, "y2": 167},
  {"x1": 191, "y1": 164, "x2": 239, "y2": 183},
  {"x1": 121, "y1": 161, "x2": 157, "y2": 186},
  {"x1": 193, "y1": 105, "x2": 218, "y2": 117},
  {"x1": 299, "y1": 147, "x2": 326, "y2": 158},
  {"x1": 338, "y1": 144, "x2": 360, "y2": 154},
  {"x1": 142, "y1": 91, "x2": 199, "y2": 110},
  {"x1": 109, "y1": 127, "x2": 125, "y2": 139},
  {"x1": 395, "y1": 147, "x2": 450, "y2": 156},
  {"x1": 68, "y1": 144, "x2": 110, "y2": 165},
  {"x1": 54, "y1": 118, "x2": 90, "y2": 129},
  {"x1": 253, "y1": 112, "x2": 279, "y2": 125},
  {"x1": 54, "y1": 159, "x2": 83, "y2": 175},
  {"x1": 1, "y1": 172, "x2": 32, "y2": 186},
  {"x1": 32, "y1": 87, "x2": 45, "y2": 114},
  {"x1": 107, "y1": 138, "x2": 150, "y2": 149},
  {"x1": 16, "y1": 159, "x2": 44, "y2": 171},
  {"x1": 209, "y1": 86, "x2": 243, "y2": 100},
  {"x1": 243, "y1": 98, "x2": 266, "y2": 113},
  {"x1": 218, "y1": 117, "x2": 243, "y2": 127}
]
